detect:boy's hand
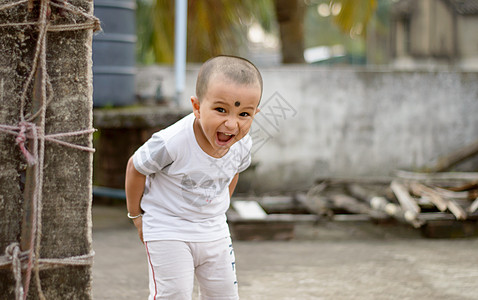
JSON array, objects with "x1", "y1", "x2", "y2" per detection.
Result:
[{"x1": 132, "y1": 216, "x2": 144, "y2": 243}]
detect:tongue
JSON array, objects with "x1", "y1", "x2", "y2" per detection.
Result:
[{"x1": 217, "y1": 132, "x2": 231, "y2": 142}]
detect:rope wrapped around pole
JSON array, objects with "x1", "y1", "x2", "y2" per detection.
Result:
[{"x1": 0, "y1": 0, "x2": 100, "y2": 298}]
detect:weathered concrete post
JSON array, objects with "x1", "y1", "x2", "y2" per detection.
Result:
[{"x1": 0, "y1": 0, "x2": 98, "y2": 298}]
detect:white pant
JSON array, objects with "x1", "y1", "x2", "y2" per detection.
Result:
[{"x1": 145, "y1": 237, "x2": 239, "y2": 300}]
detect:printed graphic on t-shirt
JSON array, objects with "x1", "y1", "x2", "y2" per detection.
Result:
[{"x1": 180, "y1": 170, "x2": 229, "y2": 207}]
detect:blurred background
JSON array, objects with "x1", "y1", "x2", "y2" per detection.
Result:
[
  {"x1": 90, "y1": 2, "x2": 478, "y2": 297},
  {"x1": 92, "y1": 0, "x2": 478, "y2": 236},
  {"x1": 133, "y1": 0, "x2": 478, "y2": 68}
]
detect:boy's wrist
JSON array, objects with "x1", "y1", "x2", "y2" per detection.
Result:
[{"x1": 127, "y1": 212, "x2": 143, "y2": 219}]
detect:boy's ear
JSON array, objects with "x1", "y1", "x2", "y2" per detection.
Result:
[
  {"x1": 255, "y1": 107, "x2": 261, "y2": 115},
  {"x1": 191, "y1": 96, "x2": 200, "y2": 119}
]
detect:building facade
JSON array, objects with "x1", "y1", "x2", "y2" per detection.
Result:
[{"x1": 390, "y1": 0, "x2": 478, "y2": 70}]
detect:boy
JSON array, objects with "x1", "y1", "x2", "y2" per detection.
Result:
[{"x1": 125, "y1": 55, "x2": 262, "y2": 300}]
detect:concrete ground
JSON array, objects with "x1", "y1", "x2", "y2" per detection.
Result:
[{"x1": 92, "y1": 204, "x2": 478, "y2": 300}]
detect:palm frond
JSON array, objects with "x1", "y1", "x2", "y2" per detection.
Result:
[{"x1": 330, "y1": 0, "x2": 378, "y2": 38}]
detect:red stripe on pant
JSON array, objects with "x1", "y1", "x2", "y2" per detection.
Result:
[{"x1": 145, "y1": 241, "x2": 158, "y2": 300}]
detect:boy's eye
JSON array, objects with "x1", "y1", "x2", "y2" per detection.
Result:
[
  {"x1": 215, "y1": 107, "x2": 226, "y2": 113},
  {"x1": 239, "y1": 112, "x2": 250, "y2": 117}
]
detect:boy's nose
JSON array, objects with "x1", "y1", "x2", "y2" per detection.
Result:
[{"x1": 224, "y1": 117, "x2": 239, "y2": 130}]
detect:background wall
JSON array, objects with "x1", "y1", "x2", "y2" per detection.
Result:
[{"x1": 137, "y1": 65, "x2": 478, "y2": 194}]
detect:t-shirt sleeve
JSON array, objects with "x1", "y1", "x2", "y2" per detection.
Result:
[
  {"x1": 132, "y1": 133, "x2": 173, "y2": 176},
  {"x1": 237, "y1": 134, "x2": 252, "y2": 173}
]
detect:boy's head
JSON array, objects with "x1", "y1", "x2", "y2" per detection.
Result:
[
  {"x1": 195, "y1": 55, "x2": 263, "y2": 102},
  {"x1": 191, "y1": 55, "x2": 262, "y2": 158}
]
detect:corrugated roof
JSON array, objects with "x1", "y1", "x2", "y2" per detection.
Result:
[
  {"x1": 448, "y1": 0, "x2": 478, "y2": 15},
  {"x1": 391, "y1": 0, "x2": 416, "y2": 17},
  {"x1": 393, "y1": 0, "x2": 478, "y2": 16}
]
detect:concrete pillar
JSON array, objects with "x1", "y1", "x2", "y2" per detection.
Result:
[{"x1": 0, "y1": 0, "x2": 96, "y2": 298}]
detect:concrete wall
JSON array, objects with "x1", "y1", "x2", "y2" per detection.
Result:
[{"x1": 137, "y1": 65, "x2": 478, "y2": 193}]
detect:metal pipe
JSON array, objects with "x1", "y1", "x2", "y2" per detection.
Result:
[
  {"x1": 174, "y1": 0, "x2": 188, "y2": 105},
  {"x1": 93, "y1": 186, "x2": 126, "y2": 200}
]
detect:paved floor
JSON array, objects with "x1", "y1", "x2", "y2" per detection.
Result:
[{"x1": 92, "y1": 205, "x2": 478, "y2": 300}]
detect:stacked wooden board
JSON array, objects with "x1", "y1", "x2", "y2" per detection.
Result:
[{"x1": 228, "y1": 172, "x2": 478, "y2": 240}]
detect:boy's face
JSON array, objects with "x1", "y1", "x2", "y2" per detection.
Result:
[{"x1": 191, "y1": 75, "x2": 261, "y2": 158}]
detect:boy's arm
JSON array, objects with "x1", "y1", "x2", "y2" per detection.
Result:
[
  {"x1": 229, "y1": 173, "x2": 239, "y2": 197},
  {"x1": 125, "y1": 156, "x2": 146, "y2": 242}
]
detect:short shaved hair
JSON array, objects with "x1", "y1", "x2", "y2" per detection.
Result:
[{"x1": 196, "y1": 55, "x2": 263, "y2": 101}]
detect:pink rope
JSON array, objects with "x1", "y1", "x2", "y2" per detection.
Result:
[
  {"x1": 15, "y1": 122, "x2": 37, "y2": 166},
  {"x1": 0, "y1": 123, "x2": 95, "y2": 165}
]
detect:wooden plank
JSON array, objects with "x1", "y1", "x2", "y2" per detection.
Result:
[
  {"x1": 447, "y1": 199, "x2": 467, "y2": 220},
  {"x1": 468, "y1": 198, "x2": 478, "y2": 214},
  {"x1": 447, "y1": 181, "x2": 478, "y2": 192},
  {"x1": 232, "y1": 201, "x2": 267, "y2": 220},
  {"x1": 300, "y1": 189, "x2": 334, "y2": 216},
  {"x1": 260, "y1": 196, "x2": 294, "y2": 207},
  {"x1": 429, "y1": 139, "x2": 478, "y2": 172},
  {"x1": 370, "y1": 196, "x2": 402, "y2": 217},
  {"x1": 369, "y1": 196, "x2": 388, "y2": 210},
  {"x1": 433, "y1": 187, "x2": 469, "y2": 199},
  {"x1": 415, "y1": 197, "x2": 438, "y2": 209},
  {"x1": 295, "y1": 193, "x2": 322, "y2": 215},
  {"x1": 347, "y1": 183, "x2": 386, "y2": 202},
  {"x1": 390, "y1": 181, "x2": 420, "y2": 216},
  {"x1": 329, "y1": 194, "x2": 371, "y2": 214},
  {"x1": 259, "y1": 195, "x2": 311, "y2": 214},
  {"x1": 227, "y1": 211, "x2": 319, "y2": 223},
  {"x1": 418, "y1": 212, "x2": 456, "y2": 221},
  {"x1": 395, "y1": 170, "x2": 478, "y2": 181},
  {"x1": 266, "y1": 214, "x2": 319, "y2": 223},
  {"x1": 307, "y1": 181, "x2": 328, "y2": 198},
  {"x1": 390, "y1": 181, "x2": 425, "y2": 228},
  {"x1": 409, "y1": 182, "x2": 448, "y2": 211},
  {"x1": 421, "y1": 220, "x2": 478, "y2": 238},
  {"x1": 410, "y1": 182, "x2": 468, "y2": 220},
  {"x1": 332, "y1": 214, "x2": 371, "y2": 222}
]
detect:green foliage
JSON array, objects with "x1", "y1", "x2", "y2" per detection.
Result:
[
  {"x1": 136, "y1": 0, "x2": 275, "y2": 64},
  {"x1": 330, "y1": 0, "x2": 378, "y2": 38},
  {"x1": 136, "y1": 0, "x2": 384, "y2": 65},
  {"x1": 305, "y1": 0, "x2": 390, "y2": 64},
  {"x1": 305, "y1": 1, "x2": 364, "y2": 57},
  {"x1": 136, "y1": 0, "x2": 157, "y2": 64}
]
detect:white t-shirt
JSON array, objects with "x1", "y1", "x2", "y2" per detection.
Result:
[{"x1": 133, "y1": 113, "x2": 252, "y2": 242}]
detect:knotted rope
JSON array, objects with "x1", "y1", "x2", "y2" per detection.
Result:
[
  {"x1": 0, "y1": 0, "x2": 100, "y2": 299},
  {"x1": 5, "y1": 243, "x2": 25, "y2": 300},
  {"x1": 0, "y1": 122, "x2": 96, "y2": 166}
]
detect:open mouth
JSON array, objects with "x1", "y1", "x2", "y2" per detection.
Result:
[{"x1": 216, "y1": 132, "x2": 236, "y2": 146}]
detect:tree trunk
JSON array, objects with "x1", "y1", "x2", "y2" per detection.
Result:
[
  {"x1": 273, "y1": 0, "x2": 306, "y2": 64},
  {"x1": 0, "y1": 0, "x2": 95, "y2": 298}
]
